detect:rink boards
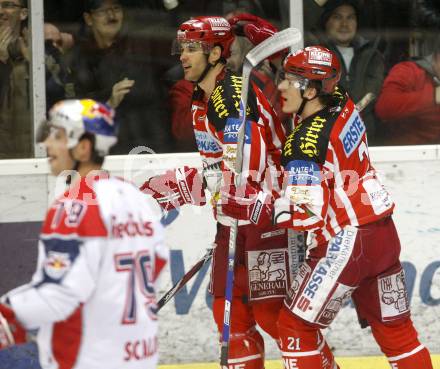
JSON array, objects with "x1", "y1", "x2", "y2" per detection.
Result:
[{"x1": 0, "y1": 146, "x2": 439, "y2": 364}]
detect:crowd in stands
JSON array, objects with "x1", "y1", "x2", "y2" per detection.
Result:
[
  {"x1": 0, "y1": 0, "x2": 31, "y2": 158},
  {"x1": 310, "y1": 0, "x2": 385, "y2": 144},
  {"x1": 1, "y1": 0, "x2": 440, "y2": 159}
]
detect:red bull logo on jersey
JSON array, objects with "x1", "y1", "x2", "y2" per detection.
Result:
[
  {"x1": 44, "y1": 251, "x2": 72, "y2": 280},
  {"x1": 339, "y1": 113, "x2": 366, "y2": 157}
]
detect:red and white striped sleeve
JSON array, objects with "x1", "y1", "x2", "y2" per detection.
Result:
[{"x1": 247, "y1": 82, "x2": 286, "y2": 196}]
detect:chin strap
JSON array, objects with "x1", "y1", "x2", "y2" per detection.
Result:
[
  {"x1": 296, "y1": 83, "x2": 310, "y2": 116},
  {"x1": 196, "y1": 63, "x2": 213, "y2": 85},
  {"x1": 195, "y1": 54, "x2": 225, "y2": 85},
  {"x1": 297, "y1": 86, "x2": 320, "y2": 117},
  {"x1": 297, "y1": 97, "x2": 308, "y2": 116},
  {"x1": 66, "y1": 149, "x2": 80, "y2": 186}
]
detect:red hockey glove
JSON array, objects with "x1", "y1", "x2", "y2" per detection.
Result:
[
  {"x1": 140, "y1": 166, "x2": 206, "y2": 211},
  {"x1": 0, "y1": 304, "x2": 26, "y2": 349},
  {"x1": 220, "y1": 183, "x2": 273, "y2": 227},
  {"x1": 228, "y1": 13, "x2": 287, "y2": 60},
  {"x1": 228, "y1": 13, "x2": 278, "y2": 46}
]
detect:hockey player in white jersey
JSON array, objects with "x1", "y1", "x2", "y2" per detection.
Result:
[{"x1": 0, "y1": 99, "x2": 168, "y2": 369}]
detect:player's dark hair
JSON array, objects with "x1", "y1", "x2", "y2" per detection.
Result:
[
  {"x1": 79, "y1": 132, "x2": 105, "y2": 165},
  {"x1": 307, "y1": 80, "x2": 330, "y2": 104},
  {"x1": 318, "y1": 94, "x2": 338, "y2": 106},
  {"x1": 84, "y1": 0, "x2": 121, "y2": 12},
  {"x1": 308, "y1": 80, "x2": 337, "y2": 105}
]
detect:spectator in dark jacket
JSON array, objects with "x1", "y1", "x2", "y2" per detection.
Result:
[
  {"x1": 0, "y1": 1, "x2": 77, "y2": 159},
  {"x1": 44, "y1": 23, "x2": 75, "y2": 109},
  {"x1": 314, "y1": 0, "x2": 385, "y2": 144},
  {"x1": 67, "y1": 0, "x2": 171, "y2": 154},
  {"x1": 0, "y1": 0, "x2": 31, "y2": 158},
  {"x1": 375, "y1": 38, "x2": 440, "y2": 145}
]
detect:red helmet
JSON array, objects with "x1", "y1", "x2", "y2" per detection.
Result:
[
  {"x1": 173, "y1": 16, "x2": 234, "y2": 59},
  {"x1": 283, "y1": 46, "x2": 341, "y2": 94}
]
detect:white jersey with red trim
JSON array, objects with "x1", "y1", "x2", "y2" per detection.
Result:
[
  {"x1": 5, "y1": 176, "x2": 168, "y2": 369},
  {"x1": 278, "y1": 88, "x2": 394, "y2": 246},
  {"x1": 192, "y1": 69, "x2": 286, "y2": 225}
]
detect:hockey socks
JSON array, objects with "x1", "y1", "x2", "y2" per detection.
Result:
[
  {"x1": 214, "y1": 298, "x2": 265, "y2": 369},
  {"x1": 222, "y1": 328, "x2": 265, "y2": 369},
  {"x1": 370, "y1": 318, "x2": 433, "y2": 369},
  {"x1": 278, "y1": 308, "x2": 338, "y2": 369}
]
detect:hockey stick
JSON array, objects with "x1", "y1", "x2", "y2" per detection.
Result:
[
  {"x1": 156, "y1": 248, "x2": 214, "y2": 311},
  {"x1": 219, "y1": 27, "x2": 303, "y2": 366},
  {"x1": 355, "y1": 92, "x2": 376, "y2": 112}
]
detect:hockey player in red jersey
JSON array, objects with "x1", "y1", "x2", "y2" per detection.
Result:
[
  {"x1": 140, "y1": 16, "x2": 304, "y2": 368},
  {"x1": 0, "y1": 99, "x2": 168, "y2": 369},
  {"x1": 221, "y1": 46, "x2": 433, "y2": 369}
]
